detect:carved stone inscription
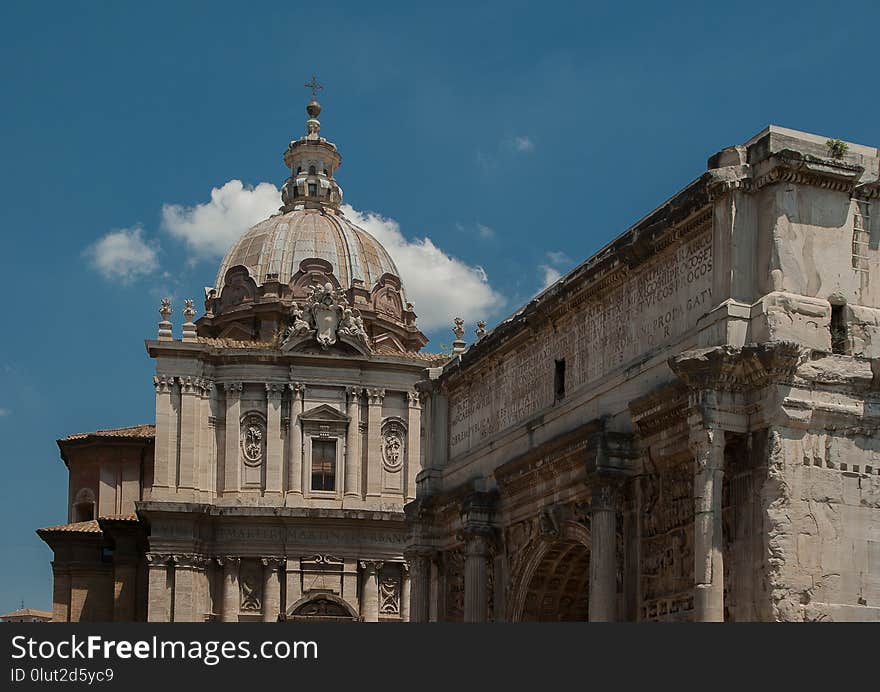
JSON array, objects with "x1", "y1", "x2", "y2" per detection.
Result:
[{"x1": 449, "y1": 230, "x2": 713, "y2": 457}]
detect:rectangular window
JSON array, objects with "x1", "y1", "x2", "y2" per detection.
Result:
[
  {"x1": 308, "y1": 182, "x2": 318, "y2": 197},
  {"x1": 311, "y1": 439, "x2": 336, "y2": 491},
  {"x1": 554, "y1": 358, "x2": 566, "y2": 401}
]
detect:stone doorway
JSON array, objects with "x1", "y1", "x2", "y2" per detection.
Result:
[{"x1": 518, "y1": 540, "x2": 590, "y2": 622}]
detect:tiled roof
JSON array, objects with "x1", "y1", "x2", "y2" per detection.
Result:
[
  {"x1": 62, "y1": 424, "x2": 155, "y2": 442},
  {"x1": 37, "y1": 520, "x2": 101, "y2": 534},
  {"x1": 98, "y1": 513, "x2": 139, "y2": 523},
  {"x1": 0, "y1": 608, "x2": 53, "y2": 619}
]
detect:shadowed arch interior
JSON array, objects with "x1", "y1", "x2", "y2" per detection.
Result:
[{"x1": 520, "y1": 540, "x2": 590, "y2": 622}]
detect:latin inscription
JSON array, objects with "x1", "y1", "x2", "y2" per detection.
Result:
[{"x1": 449, "y1": 230, "x2": 713, "y2": 458}]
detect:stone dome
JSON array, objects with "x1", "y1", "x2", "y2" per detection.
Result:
[
  {"x1": 214, "y1": 208, "x2": 406, "y2": 303},
  {"x1": 198, "y1": 96, "x2": 426, "y2": 353}
]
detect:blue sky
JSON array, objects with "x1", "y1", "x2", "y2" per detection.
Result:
[{"x1": 1, "y1": 0, "x2": 878, "y2": 613}]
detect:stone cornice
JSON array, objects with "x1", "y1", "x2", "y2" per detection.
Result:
[{"x1": 669, "y1": 341, "x2": 803, "y2": 393}]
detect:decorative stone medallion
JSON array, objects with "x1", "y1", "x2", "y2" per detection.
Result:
[
  {"x1": 381, "y1": 418, "x2": 406, "y2": 472},
  {"x1": 241, "y1": 413, "x2": 266, "y2": 466}
]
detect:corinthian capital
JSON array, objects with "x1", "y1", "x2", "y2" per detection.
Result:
[
  {"x1": 407, "y1": 391, "x2": 421, "y2": 409},
  {"x1": 366, "y1": 388, "x2": 385, "y2": 405},
  {"x1": 153, "y1": 374, "x2": 175, "y2": 394},
  {"x1": 224, "y1": 382, "x2": 243, "y2": 395}
]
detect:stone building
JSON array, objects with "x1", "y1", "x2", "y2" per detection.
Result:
[
  {"x1": 39, "y1": 96, "x2": 446, "y2": 622},
  {"x1": 38, "y1": 114, "x2": 880, "y2": 623},
  {"x1": 405, "y1": 126, "x2": 880, "y2": 622}
]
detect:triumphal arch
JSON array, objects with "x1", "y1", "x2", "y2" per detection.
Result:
[{"x1": 405, "y1": 126, "x2": 880, "y2": 622}]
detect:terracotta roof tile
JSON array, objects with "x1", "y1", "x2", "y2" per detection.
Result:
[
  {"x1": 37, "y1": 520, "x2": 101, "y2": 534},
  {"x1": 98, "y1": 513, "x2": 139, "y2": 523},
  {"x1": 0, "y1": 608, "x2": 53, "y2": 619},
  {"x1": 62, "y1": 424, "x2": 155, "y2": 442}
]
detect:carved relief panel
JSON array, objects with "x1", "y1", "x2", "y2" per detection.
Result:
[
  {"x1": 239, "y1": 560, "x2": 263, "y2": 613},
  {"x1": 240, "y1": 411, "x2": 266, "y2": 488},
  {"x1": 379, "y1": 564, "x2": 401, "y2": 616}
]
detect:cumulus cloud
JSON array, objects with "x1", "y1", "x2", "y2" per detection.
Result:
[
  {"x1": 341, "y1": 205, "x2": 504, "y2": 332},
  {"x1": 162, "y1": 180, "x2": 281, "y2": 257},
  {"x1": 85, "y1": 227, "x2": 159, "y2": 282}
]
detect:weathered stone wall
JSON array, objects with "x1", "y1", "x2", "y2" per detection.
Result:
[
  {"x1": 448, "y1": 225, "x2": 713, "y2": 460},
  {"x1": 764, "y1": 426, "x2": 880, "y2": 621}
]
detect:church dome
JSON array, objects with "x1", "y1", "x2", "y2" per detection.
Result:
[
  {"x1": 214, "y1": 208, "x2": 406, "y2": 303},
  {"x1": 198, "y1": 93, "x2": 426, "y2": 353}
]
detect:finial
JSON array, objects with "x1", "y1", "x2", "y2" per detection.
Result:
[
  {"x1": 304, "y1": 75, "x2": 324, "y2": 135},
  {"x1": 452, "y1": 317, "x2": 467, "y2": 354},
  {"x1": 475, "y1": 320, "x2": 487, "y2": 340},
  {"x1": 182, "y1": 299, "x2": 197, "y2": 342},
  {"x1": 304, "y1": 74, "x2": 324, "y2": 101},
  {"x1": 158, "y1": 298, "x2": 173, "y2": 341}
]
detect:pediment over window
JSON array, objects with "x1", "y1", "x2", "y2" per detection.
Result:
[{"x1": 298, "y1": 404, "x2": 351, "y2": 425}]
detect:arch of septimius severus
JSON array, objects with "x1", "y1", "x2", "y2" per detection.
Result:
[
  {"x1": 38, "y1": 106, "x2": 879, "y2": 621},
  {"x1": 405, "y1": 126, "x2": 880, "y2": 623}
]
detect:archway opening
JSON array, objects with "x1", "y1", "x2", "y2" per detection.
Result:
[{"x1": 521, "y1": 541, "x2": 590, "y2": 621}]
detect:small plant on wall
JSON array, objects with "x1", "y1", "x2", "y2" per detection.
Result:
[{"x1": 826, "y1": 139, "x2": 849, "y2": 159}]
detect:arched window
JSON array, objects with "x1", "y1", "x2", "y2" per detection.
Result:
[
  {"x1": 73, "y1": 488, "x2": 96, "y2": 522},
  {"x1": 308, "y1": 165, "x2": 316, "y2": 175}
]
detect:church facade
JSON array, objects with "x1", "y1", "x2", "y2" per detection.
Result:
[{"x1": 38, "y1": 115, "x2": 880, "y2": 622}]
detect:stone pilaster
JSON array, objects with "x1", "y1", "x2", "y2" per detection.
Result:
[
  {"x1": 400, "y1": 561, "x2": 411, "y2": 622},
  {"x1": 344, "y1": 386, "x2": 362, "y2": 498},
  {"x1": 690, "y1": 426, "x2": 725, "y2": 622},
  {"x1": 360, "y1": 560, "x2": 382, "y2": 622},
  {"x1": 198, "y1": 381, "x2": 214, "y2": 494},
  {"x1": 219, "y1": 556, "x2": 240, "y2": 623},
  {"x1": 177, "y1": 377, "x2": 201, "y2": 491},
  {"x1": 288, "y1": 383, "x2": 306, "y2": 500},
  {"x1": 406, "y1": 391, "x2": 421, "y2": 502},
  {"x1": 265, "y1": 383, "x2": 285, "y2": 494},
  {"x1": 366, "y1": 389, "x2": 385, "y2": 498},
  {"x1": 153, "y1": 375, "x2": 176, "y2": 490},
  {"x1": 261, "y1": 557, "x2": 284, "y2": 622},
  {"x1": 588, "y1": 479, "x2": 618, "y2": 622},
  {"x1": 223, "y1": 383, "x2": 242, "y2": 494},
  {"x1": 171, "y1": 554, "x2": 200, "y2": 622},
  {"x1": 146, "y1": 553, "x2": 170, "y2": 622}
]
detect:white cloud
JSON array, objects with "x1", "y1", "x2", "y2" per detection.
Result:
[
  {"x1": 85, "y1": 227, "x2": 159, "y2": 282},
  {"x1": 341, "y1": 205, "x2": 504, "y2": 332},
  {"x1": 476, "y1": 223, "x2": 495, "y2": 240},
  {"x1": 538, "y1": 250, "x2": 573, "y2": 290},
  {"x1": 539, "y1": 265, "x2": 562, "y2": 289},
  {"x1": 162, "y1": 180, "x2": 281, "y2": 257},
  {"x1": 512, "y1": 136, "x2": 535, "y2": 153},
  {"x1": 0, "y1": 408, "x2": 9, "y2": 417}
]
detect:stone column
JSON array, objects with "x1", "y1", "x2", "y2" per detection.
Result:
[
  {"x1": 219, "y1": 556, "x2": 240, "y2": 623},
  {"x1": 691, "y1": 427, "x2": 725, "y2": 622},
  {"x1": 146, "y1": 553, "x2": 170, "y2": 622},
  {"x1": 261, "y1": 557, "x2": 284, "y2": 622},
  {"x1": 178, "y1": 377, "x2": 201, "y2": 491},
  {"x1": 589, "y1": 480, "x2": 618, "y2": 622},
  {"x1": 406, "y1": 553, "x2": 430, "y2": 623},
  {"x1": 265, "y1": 384, "x2": 284, "y2": 494},
  {"x1": 360, "y1": 560, "x2": 382, "y2": 622},
  {"x1": 365, "y1": 389, "x2": 385, "y2": 498},
  {"x1": 405, "y1": 391, "x2": 421, "y2": 502},
  {"x1": 344, "y1": 387, "x2": 362, "y2": 498},
  {"x1": 463, "y1": 532, "x2": 491, "y2": 623},
  {"x1": 223, "y1": 383, "x2": 242, "y2": 493},
  {"x1": 198, "y1": 382, "x2": 214, "y2": 494},
  {"x1": 153, "y1": 375, "x2": 176, "y2": 490}
]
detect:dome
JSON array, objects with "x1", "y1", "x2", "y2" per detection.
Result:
[
  {"x1": 214, "y1": 208, "x2": 406, "y2": 302},
  {"x1": 198, "y1": 94, "x2": 426, "y2": 352}
]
